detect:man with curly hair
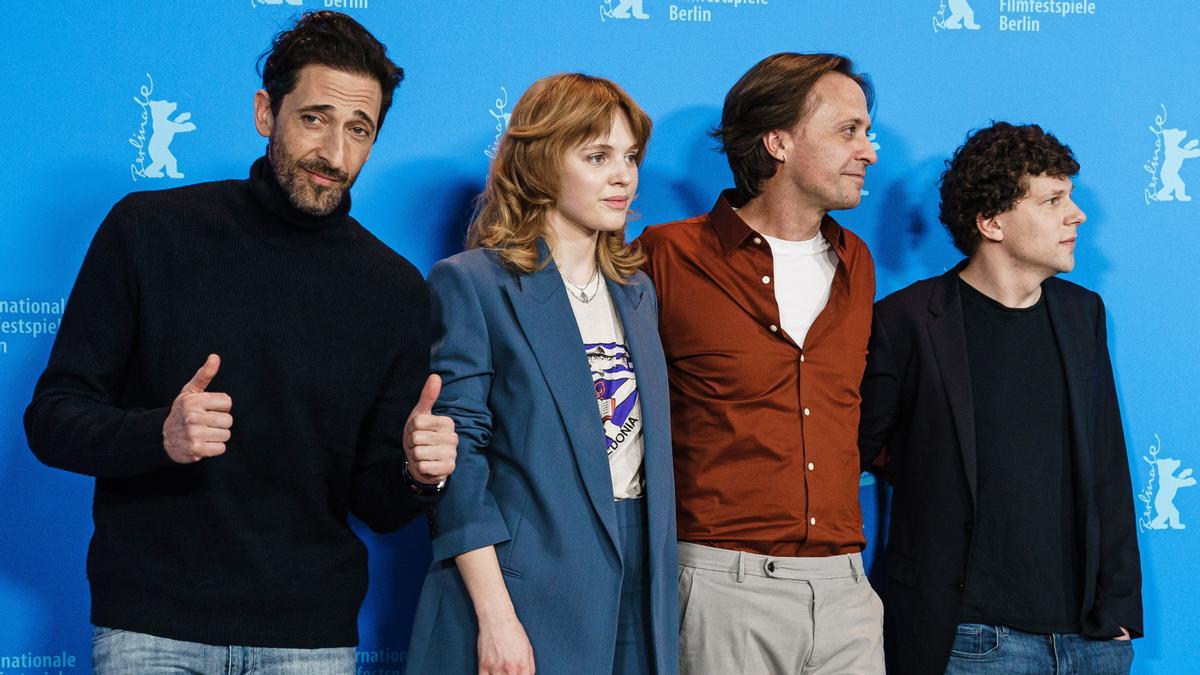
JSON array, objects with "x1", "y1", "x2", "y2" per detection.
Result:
[{"x1": 859, "y1": 122, "x2": 1142, "y2": 674}]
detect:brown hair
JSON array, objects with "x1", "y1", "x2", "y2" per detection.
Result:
[
  {"x1": 712, "y1": 53, "x2": 873, "y2": 200},
  {"x1": 467, "y1": 73, "x2": 652, "y2": 282}
]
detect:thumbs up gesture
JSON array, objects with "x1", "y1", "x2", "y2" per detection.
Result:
[
  {"x1": 162, "y1": 354, "x2": 234, "y2": 464},
  {"x1": 403, "y1": 374, "x2": 457, "y2": 485}
]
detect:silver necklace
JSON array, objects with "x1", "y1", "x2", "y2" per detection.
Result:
[{"x1": 561, "y1": 269, "x2": 600, "y2": 303}]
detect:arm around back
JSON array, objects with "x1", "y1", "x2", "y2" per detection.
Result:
[{"x1": 859, "y1": 305, "x2": 902, "y2": 477}]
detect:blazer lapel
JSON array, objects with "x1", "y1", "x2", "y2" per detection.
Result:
[
  {"x1": 926, "y1": 267, "x2": 979, "y2": 505},
  {"x1": 608, "y1": 278, "x2": 673, "y2": 558},
  {"x1": 503, "y1": 247, "x2": 621, "y2": 559},
  {"x1": 1044, "y1": 283, "x2": 1096, "y2": 510}
]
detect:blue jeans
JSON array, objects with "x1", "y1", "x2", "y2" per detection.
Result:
[
  {"x1": 92, "y1": 626, "x2": 356, "y2": 674},
  {"x1": 944, "y1": 623, "x2": 1133, "y2": 674}
]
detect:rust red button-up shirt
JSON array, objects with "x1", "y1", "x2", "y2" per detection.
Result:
[{"x1": 637, "y1": 190, "x2": 875, "y2": 557}]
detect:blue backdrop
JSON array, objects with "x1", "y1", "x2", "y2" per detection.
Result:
[{"x1": 2, "y1": 1, "x2": 1194, "y2": 673}]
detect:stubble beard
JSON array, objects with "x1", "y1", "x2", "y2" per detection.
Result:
[{"x1": 269, "y1": 139, "x2": 353, "y2": 217}]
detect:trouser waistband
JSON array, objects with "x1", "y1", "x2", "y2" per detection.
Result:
[{"x1": 678, "y1": 541, "x2": 865, "y2": 583}]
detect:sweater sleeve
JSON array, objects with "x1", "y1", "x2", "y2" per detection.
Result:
[
  {"x1": 24, "y1": 198, "x2": 175, "y2": 478},
  {"x1": 349, "y1": 273, "x2": 440, "y2": 532}
]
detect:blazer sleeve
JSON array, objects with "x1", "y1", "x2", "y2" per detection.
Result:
[
  {"x1": 859, "y1": 306, "x2": 900, "y2": 478},
  {"x1": 1090, "y1": 296, "x2": 1144, "y2": 638},
  {"x1": 426, "y1": 258, "x2": 511, "y2": 563}
]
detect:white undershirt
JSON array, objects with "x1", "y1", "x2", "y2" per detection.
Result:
[
  {"x1": 761, "y1": 232, "x2": 838, "y2": 347},
  {"x1": 562, "y1": 277, "x2": 645, "y2": 500}
]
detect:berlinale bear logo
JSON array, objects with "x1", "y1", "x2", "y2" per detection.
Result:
[
  {"x1": 1149, "y1": 458, "x2": 1196, "y2": 529},
  {"x1": 601, "y1": 0, "x2": 649, "y2": 22},
  {"x1": 1137, "y1": 435, "x2": 1196, "y2": 532},
  {"x1": 143, "y1": 100, "x2": 197, "y2": 179},
  {"x1": 1144, "y1": 106, "x2": 1200, "y2": 204},
  {"x1": 933, "y1": 0, "x2": 981, "y2": 32},
  {"x1": 1154, "y1": 129, "x2": 1200, "y2": 202},
  {"x1": 129, "y1": 74, "x2": 197, "y2": 182}
]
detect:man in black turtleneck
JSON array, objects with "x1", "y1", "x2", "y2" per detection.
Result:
[{"x1": 23, "y1": 11, "x2": 457, "y2": 674}]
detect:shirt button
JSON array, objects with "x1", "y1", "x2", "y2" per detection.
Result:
[
  {"x1": 753, "y1": 237, "x2": 763, "y2": 245},
  {"x1": 799, "y1": 354, "x2": 805, "y2": 362},
  {"x1": 808, "y1": 462, "x2": 815, "y2": 471},
  {"x1": 810, "y1": 516, "x2": 817, "y2": 525},
  {"x1": 762, "y1": 275, "x2": 771, "y2": 284},
  {"x1": 769, "y1": 324, "x2": 778, "y2": 332},
  {"x1": 803, "y1": 407, "x2": 811, "y2": 416}
]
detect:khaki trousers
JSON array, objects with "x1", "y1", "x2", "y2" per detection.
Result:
[{"x1": 678, "y1": 542, "x2": 885, "y2": 674}]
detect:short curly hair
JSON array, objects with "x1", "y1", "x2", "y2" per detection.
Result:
[{"x1": 939, "y1": 122, "x2": 1079, "y2": 256}]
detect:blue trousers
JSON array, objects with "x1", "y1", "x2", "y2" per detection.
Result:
[
  {"x1": 613, "y1": 497, "x2": 654, "y2": 674},
  {"x1": 945, "y1": 623, "x2": 1133, "y2": 674},
  {"x1": 92, "y1": 626, "x2": 356, "y2": 674}
]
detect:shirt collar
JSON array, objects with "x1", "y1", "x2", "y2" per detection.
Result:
[{"x1": 709, "y1": 188, "x2": 849, "y2": 258}]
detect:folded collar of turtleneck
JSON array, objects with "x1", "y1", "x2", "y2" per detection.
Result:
[{"x1": 248, "y1": 155, "x2": 353, "y2": 232}]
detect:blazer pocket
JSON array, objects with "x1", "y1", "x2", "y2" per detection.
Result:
[{"x1": 886, "y1": 550, "x2": 920, "y2": 588}]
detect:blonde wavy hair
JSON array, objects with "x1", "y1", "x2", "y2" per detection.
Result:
[{"x1": 467, "y1": 73, "x2": 652, "y2": 282}]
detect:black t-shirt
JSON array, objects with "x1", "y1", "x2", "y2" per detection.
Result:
[{"x1": 958, "y1": 277, "x2": 1083, "y2": 634}]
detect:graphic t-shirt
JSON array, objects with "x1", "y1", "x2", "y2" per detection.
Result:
[{"x1": 563, "y1": 275, "x2": 645, "y2": 499}]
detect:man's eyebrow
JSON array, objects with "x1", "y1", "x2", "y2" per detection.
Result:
[
  {"x1": 838, "y1": 115, "x2": 870, "y2": 128},
  {"x1": 295, "y1": 104, "x2": 377, "y2": 131}
]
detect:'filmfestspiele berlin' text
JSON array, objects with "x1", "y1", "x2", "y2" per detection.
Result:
[
  {"x1": 999, "y1": 0, "x2": 1096, "y2": 32},
  {"x1": 668, "y1": 0, "x2": 768, "y2": 23}
]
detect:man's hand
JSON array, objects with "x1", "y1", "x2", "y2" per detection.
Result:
[
  {"x1": 162, "y1": 354, "x2": 233, "y2": 463},
  {"x1": 403, "y1": 374, "x2": 457, "y2": 484},
  {"x1": 1115, "y1": 627, "x2": 1131, "y2": 641}
]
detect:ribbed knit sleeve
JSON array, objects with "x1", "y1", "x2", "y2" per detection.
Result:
[
  {"x1": 350, "y1": 268, "x2": 441, "y2": 532},
  {"x1": 24, "y1": 197, "x2": 175, "y2": 478}
]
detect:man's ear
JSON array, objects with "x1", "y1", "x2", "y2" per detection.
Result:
[
  {"x1": 253, "y1": 90, "x2": 274, "y2": 138},
  {"x1": 761, "y1": 130, "x2": 788, "y2": 163},
  {"x1": 976, "y1": 212, "x2": 1004, "y2": 243}
]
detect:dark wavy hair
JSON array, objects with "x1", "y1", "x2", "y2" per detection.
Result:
[
  {"x1": 711, "y1": 53, "x2": 874, "y2": 201},
  {"x1": 258, "y1": 11, "x2": 403, "y2": 136},
  {"x1": 939, "y1": 122, "x2": 1079, "y2": 256}
]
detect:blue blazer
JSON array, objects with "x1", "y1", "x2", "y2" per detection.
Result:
[{"x1": 406, "y1": 245, "x2": 679, "y2": 674}]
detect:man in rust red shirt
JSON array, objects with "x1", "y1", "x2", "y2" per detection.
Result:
[{"x1": 637, "y1": 53, "x2": 883, "y2": 673}]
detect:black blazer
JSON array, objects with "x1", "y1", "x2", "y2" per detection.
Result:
[{"x1": 859, "y1": 265, "x2": 1143, "y2": 675}]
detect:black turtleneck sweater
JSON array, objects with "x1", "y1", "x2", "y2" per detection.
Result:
[{"x1": 25, "y1": 157, "x2": 436, "y2": 648}]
